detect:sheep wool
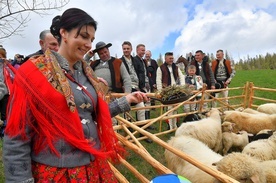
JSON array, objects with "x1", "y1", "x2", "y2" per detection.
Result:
[
  {"x1": 222, "y1": 131, "x2": 249, "y2": 155},
  {"x1": 165, "y1": 135, "x2": 223, "y2": 183},
  {"x1": 223, "y1": 111, "x2": 276, "y2": 134},
  {"x1": 242, "y1": 132, "x2": 276, "y2": 161},
  {"x1": 260, "y1": 160, "x2": 276, "y2": 183},
  {"x1": 257, "y1": 103, "x2": 276, "y2": 114},
  {"x1": 214, "y1": 153, "x2": 266, "y2": 183},
  {"x1": 175, "y1": 108, "x2": 222, "y2": 152}
]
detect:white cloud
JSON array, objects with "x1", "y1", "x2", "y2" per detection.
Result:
[
  {"x1": 1, "y1": 0, "x2": 276, "y2": 63},
  {"x1": 174, "y1": 0, "x2": 276, "y2": 61}
]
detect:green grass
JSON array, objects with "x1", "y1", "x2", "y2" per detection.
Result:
[
  {"x1": 229, "y1": 69, "x2": 276, "y2": 106},
  {"x1": 230, "y1": 69, "x2": 276, "y2": 88},
  {"x1": 0, "y1": 69, "x2": 275, "y2": 182}
]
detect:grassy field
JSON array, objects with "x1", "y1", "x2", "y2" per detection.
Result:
[{"x1": 0, "y1": 69, "x2": 275, "y2": 182}]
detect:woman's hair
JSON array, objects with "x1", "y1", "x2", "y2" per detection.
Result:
[
  {"x1": 0, "y1": 46, "x2": 7, "y2": 58},
  {"x1": 50, "y1": 8, "x2": 97, "y2": 44}
]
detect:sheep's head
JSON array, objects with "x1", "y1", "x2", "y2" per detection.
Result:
[
  {"x1": 213, "y1": 153, "x2": 266, "y2": 183},
  {"x1": 221, "y1": 121, "x2": 235, "y2": 132}
]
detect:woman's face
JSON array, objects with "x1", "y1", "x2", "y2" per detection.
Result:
[{"x1": 60, "y1": 25, "x2": 95, "y2": 62}]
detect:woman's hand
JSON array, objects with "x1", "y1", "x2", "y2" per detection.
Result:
[
  {"x1": 125, "y1": 91, "x2": 149, "y2": 104},
  {"x1": 97, "y1": 77, "x2": 108, "y2": 86}
]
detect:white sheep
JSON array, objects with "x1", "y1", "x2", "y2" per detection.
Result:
[
  {"x1": 242, "y1": 131, "x2": 276, "y2": 161},
  {"x1": 242, "y1": 108, "x2": 269, "y2": 116},
  {"x1": 175, "y1": 108, "x2": 222, "y2": 152},
  {"x1": 221, "y1": 121, "x2": 235, "y2": 132},
  {"x1": 214, "y1": 153, "x2": 276, "y2": 183},
  {"x1": 257, "y1": 103, "x2": 276, "y2": 114},
  {"x1": 165, "y1": 135, "x2": 223, "y2": 183},
  {"x1": 260, "y1": 160, "x2": 276, "y2": 183},
  {"x1": 222, "y1": 130, "x2": 249, "y2": 155},
  {"x1": 223, "y1": 111, "x2": 276, "y2": 134}
]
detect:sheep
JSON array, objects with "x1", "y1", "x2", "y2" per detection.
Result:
[
  {"x1": 222, "y1": 130, "x2": 249, "y2": 155},
  {"x1": 259, "y1": 160, "x2": 276, "y2": 183},
  {"x1": 242, "y1": 108, "x2": 269, "y2": 116},
  {"x1": 242, "y1": 131, "x2": 276, "y2": 161},
  {"x1": 220, "y1": 107, "x2": 244, "y2": 120},
  {"x1": 257, "y1": 103, "x2": 276, "y2": 114},
  {"x1": 223, "y1": 111, "x2": 276, "y2": 134},
  {"x1": 164, "y1": 135, "x2": 223, "y2": 183},
  {"x1": 213, "y1": 153, "x2": 276, "y2": 183},
  {"x1": 175, "y1": 108, "x2": 222, "y2": 152},
  {"x1": 252, "y1": 129, "x2": 275, "y2": 141},
  {"x1": 221, "y1": 121, "x2": 235, "y2": 132}
]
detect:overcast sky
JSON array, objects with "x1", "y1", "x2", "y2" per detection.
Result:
[{"x1": 2, "y1": 0, "x2": 276, "y2": 62}]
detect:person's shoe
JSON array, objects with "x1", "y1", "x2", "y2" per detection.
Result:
[
  {"x1": 139, "y1": 133, "x2": 153, "y2": 143},
  {"x1": 144, "y1": 138, "x2": 153, "y2": 143},
  {"x1": 146, "y1": 126, "x2": 156, "y2": 130}
]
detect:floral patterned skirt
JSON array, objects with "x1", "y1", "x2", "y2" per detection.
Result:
[{"x1": 32, "y1": 158, "x2": 118, "y2": 183}]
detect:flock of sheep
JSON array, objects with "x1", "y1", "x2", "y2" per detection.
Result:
[{"x1": 164, "y1": 103, "x2": 276, "y2": 183}]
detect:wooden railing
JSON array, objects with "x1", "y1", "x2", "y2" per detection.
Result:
[{"x1": 107, "y1": 82, "x2": 275, "y2": 183}]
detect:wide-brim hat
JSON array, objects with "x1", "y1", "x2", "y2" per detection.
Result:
[{"x1": 93, "y1": 41, "x2": 112, "y2": 53}]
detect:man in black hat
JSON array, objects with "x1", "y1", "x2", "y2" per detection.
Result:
[
  {"x1": 84, "y1": 41, "x2": 132, "y2": 129},
  {"x1": 84, "y1": 41, "x2": 131, "y2": 94}
]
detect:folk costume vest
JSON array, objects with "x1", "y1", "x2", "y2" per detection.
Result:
[
  {"x1": 211, "y1": 59, "x2": 232, "y2": 80},
  {"x1": 160, "y1": 63, "x2": 179, "y2": 88},
  {"x1": 90, "y1": 57, "x2": 124, "y2": 93}
]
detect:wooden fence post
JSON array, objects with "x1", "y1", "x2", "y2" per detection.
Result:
[
  {"x1": 248, "y1": 82, "x2": 255, "y2": 108},
  {"x1": 243, "y1": 82, "x2": 249, "y2": 108}
]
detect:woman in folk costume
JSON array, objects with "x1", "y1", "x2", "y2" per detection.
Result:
[{"x1": 3, "y1": 8, "x2": 148, "y2": 183}]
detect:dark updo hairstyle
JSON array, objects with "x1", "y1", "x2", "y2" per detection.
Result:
[{"x1": 50, "y1": 8, "x2": 97, "y2": 44}]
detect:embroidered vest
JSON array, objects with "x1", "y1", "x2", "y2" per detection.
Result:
[{"x1": 211, "y1": 59, "x2": 232, "y2": 79}]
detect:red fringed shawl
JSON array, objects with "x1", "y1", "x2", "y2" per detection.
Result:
[{"x1": 5, "y1": 49, "x2": 124, "y2": 162}]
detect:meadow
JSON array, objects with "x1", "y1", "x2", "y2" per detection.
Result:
[{"x1": 0, "y1": 69, "x2": 275, "y2": 182}]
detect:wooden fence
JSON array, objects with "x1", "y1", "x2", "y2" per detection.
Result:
[{"x1": 108, "y1": 82, "x2": 276, "y2": 183}]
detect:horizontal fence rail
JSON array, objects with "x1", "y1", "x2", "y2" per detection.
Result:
[{"x1": 107, "y1": 82, "x2": 275, "y2": 183}]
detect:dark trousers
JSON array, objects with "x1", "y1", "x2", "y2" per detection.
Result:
[{"x1": 0, "y1": 95, "x2": 9, "y2": 120}]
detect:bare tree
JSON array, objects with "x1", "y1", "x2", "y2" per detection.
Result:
[{"x1": 0, "y1": 0, "x2": 69, "y2": 40}]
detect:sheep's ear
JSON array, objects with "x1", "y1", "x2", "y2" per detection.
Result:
[
  {"x1": 231, "y1": 123, "x2": 236, "y2": 127},
  {"x1": 250, "y1": 174, "x2": 261, "y2": 183}
]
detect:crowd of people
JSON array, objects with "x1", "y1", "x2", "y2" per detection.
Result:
[{"x1": 0, "y1": 7, "x2": 236, "y2": 182}]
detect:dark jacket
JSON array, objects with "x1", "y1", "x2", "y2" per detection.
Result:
[
  {"x1": 23, "y1": 50, "x2": 44, "y2": 62},
  {"x1": 121, "y1": 56, "x2": 145, "y2": 91},
  {"x1": 190, "y1": 60, "x2": 213, "y2": 89},
  {"x1": 146, "y1": 59, "x2": 158, "y2": 91}
]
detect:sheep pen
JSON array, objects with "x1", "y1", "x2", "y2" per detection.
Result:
[{"x1": 1, "y1": 81, "x2": 275, "y2": 183}]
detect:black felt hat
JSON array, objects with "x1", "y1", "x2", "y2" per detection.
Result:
[{"x1": 93, "y1": 41, "x2": 112, "y2": 53}]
